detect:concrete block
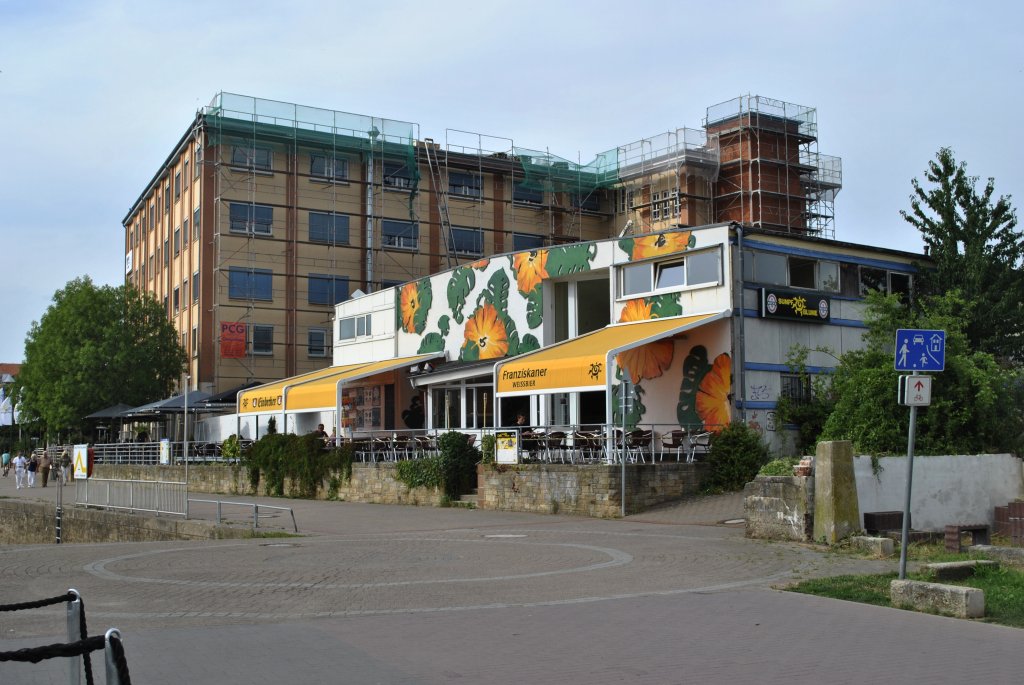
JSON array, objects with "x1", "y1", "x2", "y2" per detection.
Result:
[
  {"x1": 813, "y1": 441, "x2": 861, "y2": 544},
  {"x1": 850, "y1": 535, "x2": 894, "y2": 558},
  {"x1": 972, "y1": 545, "x2": 1024, "y2": 568},
  {"x1": 890, "y1": 579, "x2": 984, "y2": 619},
  {"x1": 924, "y1": 560, "x2": 999, "y2": 581}
]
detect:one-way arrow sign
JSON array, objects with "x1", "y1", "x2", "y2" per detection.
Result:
[{"x1": 898, "y1": 375, "x2": 932, "y2": 406}]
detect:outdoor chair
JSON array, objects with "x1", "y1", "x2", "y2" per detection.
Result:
[
  {"x1": 626, "y1": 429, "x2": 653, "y2": 463},
  {"x1": 661, "y1": 429, "x2": 688, "y2": 462},
  {"x1": 545, "y1": 431, "x2": 566, "y2": 463},
  {"x1": 688, "y1": 431, "x2": 713, "y2": 463}
]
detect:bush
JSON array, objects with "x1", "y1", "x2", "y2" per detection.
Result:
[
  {"x1": 480, "y1": 434, "x2": 496, "y2": 464},
  {"x1": 242, "y1": 433, "x2": 352, "y2": 498},
  {"x1": 703, "y1": 422, "x2": 771, "y2": 492},
  {"x1": 758, "y1": 456, "x2": 799, "y2": 476},
  {"x1": 395, "y1": 432, "x2": 480, "y2": 498}
]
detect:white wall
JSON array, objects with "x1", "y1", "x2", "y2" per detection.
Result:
[{"x1": 853, "y1": 454, "x2": 1024, "y2": 531}]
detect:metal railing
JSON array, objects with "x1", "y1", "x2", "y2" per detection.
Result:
[
  {"x1": 75, "y1": 478, "x2": 187, "y2": 516},
  {"x1": 90, "y1": 441, "x2": 232, "y2": 465},
  {"x1": 187, "y1": 498, "x2": 298, "y2": 533}
]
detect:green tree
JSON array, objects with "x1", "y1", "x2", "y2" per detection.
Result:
[
  {"x1": 901, "y1": 147, "x2": 1023, "y2": 360},
  {"x1": 820, "y1": 291, "x2": 1024, "y2": 455},
  {"x1": 15, "y1": 278, "x2": 185, "y2": 437}
]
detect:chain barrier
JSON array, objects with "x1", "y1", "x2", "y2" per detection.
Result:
[{"x1": 0, "y1": 590, "x2": 131, "y2": 685}]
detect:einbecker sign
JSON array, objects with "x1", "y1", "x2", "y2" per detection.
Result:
[{"x1": 760, "y1": 288, "x2": 830, "y2": 323}]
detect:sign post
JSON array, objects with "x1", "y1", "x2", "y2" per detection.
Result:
[{"x1": 894, "y1": 330, "x2": 945, "y2": 579}]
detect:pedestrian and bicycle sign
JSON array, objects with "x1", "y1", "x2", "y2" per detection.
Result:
[{"x1": 894, "y1": 329, "x2": 945, "y2": 372}]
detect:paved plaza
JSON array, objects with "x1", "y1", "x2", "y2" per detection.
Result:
[{"x1": 2, "y1": 473, "x2": 1022, "y2": 683}]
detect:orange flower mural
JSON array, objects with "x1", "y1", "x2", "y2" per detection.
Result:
[
  {"x1": 399, "y1": 282, "x2": 421, "y2": 334},
  {"x1": 512, "y1": 249, "x2": 549, "y2": 294},
  {"x1": 696, "y1": 353, "x2": 732, "y2": 431},
  {"x1": 470, "y1": 258, "x2": 490, "y2": 270},
  {"x1": 462, "y1": 303, "x2": 509, "y2": 360},
  {"x1": 631, "y1": 230, "x2": 693, "y2": 260},
  {"x1": 616, "y1": 297, "x2": 674, "y2": 383}
]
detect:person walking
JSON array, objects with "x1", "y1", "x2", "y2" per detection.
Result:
[
  {"x1": 39, "y1": 452, "x2": 51, "y2": 487},
  {"x1": 27, "y1": 452, "x2": 38, "y2": 487},
  {"x1": 60, "y1": 450, "x2": 71, "y2": 484},
  {"x1": 13, "y1": 451, "x2": 28, "y2": 489}
]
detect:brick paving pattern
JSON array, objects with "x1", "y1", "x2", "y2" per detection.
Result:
[{"x1": 2, "y1": 474, "x2": 1022, "y2": 683}]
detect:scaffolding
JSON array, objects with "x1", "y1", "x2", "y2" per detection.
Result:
[
  {"x1": 203, "y1": 92, "x2": 419, "y2": 383},
  {"x1": 704, "y1": 95, "x2": 841, "y2": 238}
]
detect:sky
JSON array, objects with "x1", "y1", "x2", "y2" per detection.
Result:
[{"x1": 1, "y1": 0, "x2": 1021, "y2": 363}]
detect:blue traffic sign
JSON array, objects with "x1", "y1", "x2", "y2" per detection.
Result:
[{"x1": 895, "y1": 329, "x2": 945, "y2": 372}]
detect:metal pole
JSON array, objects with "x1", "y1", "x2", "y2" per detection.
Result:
[
  {"x1": 184, "y1": 374, "x2": 190, "y2": 519},
  {"x1": 55, "y1": 473, "x2": 63, "y2": 544},
  {"x1": 898, "y1": 404, "x2": 918, "y2": 579},
  {"x1": 104, "y1": 628, "x2": 123, "y2": 685},
  {"x1": 620, "y1": 380, "x2": 631, "y2": 518},
  {"x1": 67, "y1": 589, "x2": 82, "y2": 685}
]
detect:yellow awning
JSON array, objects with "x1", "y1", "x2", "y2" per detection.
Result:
[
  {"x1": 238, "y1": 363, "x2": 364, "y2": 414},
  {"x1": 238, "y1": 353, "x2": 444, "y2": 414},
  {"x1": 494, "y1": 312, "x2": 724, "y2": 396}
]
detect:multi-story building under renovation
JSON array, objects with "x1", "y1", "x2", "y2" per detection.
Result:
[{"x1": 122, "y1": 93, "x2": 842, "y2": 394}]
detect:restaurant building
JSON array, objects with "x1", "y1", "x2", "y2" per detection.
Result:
[{"x1": 217, "y1": 222, "x2": 922, "y2": 454}]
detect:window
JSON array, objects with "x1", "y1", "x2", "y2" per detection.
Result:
[
  {"x1": 228, "y1": 268, "x2": 273, "y2": 301},
  {"x1": 686, "y1": 250, "x2": 720, "y2": 286},
  {"x1": 173, "y1": 287, "x2": 180, "y2": 313},
  {"x1": 229, "y1": 203, "x2": 273, "y2": 235},
  {"x1": 308, "y1": 274, "x2": 349, "y2": 305},
  {"x1": 652, "y1": 191, "x2": 661, "y2": 220},
  {"x1": 819, "y1": 261, "x2": 839, "y2": 292},
  {"x1": 309, "y1": 212, "x2": 350, "y2": 245},
  {"x1": 572, "y1": 192, "x2": 600, "y2": 212},
  {"x1": 182, "y1": 218, "x2": 189, "y2": 244},
  {"x1": 191, "y1": 326, "x2": 198, "y2": 357},
  {"x1": 789, "y1": 257, "x2": 816, "y2": 289},
  {"x1": 173, "y1": 227, "x2": 180, "y2": 256},
  {"x1": 383, "y1": 161, "x2": 414, "y2": 189},
  {"x1": 449, "y1": 171, "x2": 481, "y2": 199},
  {"x1": 231, "y1": 145, "x2": 272, "y2": 171},
  {"x1": 251, "y1": 325, "x2": 274, "y2": 355},
  {"x1": 183, "y1": 161, "x2": 189, "y2": 190},
  {"x1": 148, "y1": 254, "x2": 154, "y2": 279},
  {"x1": 163, "y1": 239, "x2": 169, "y2": 267},
  {"x1": 621, "y1": 263, "x2": 652, "y2": 296},
  {"x1": 174, "y1": 172, "x2": 181, "y2": 200},
  {"x1": 513, "y1": 184, "x2": 543, "y2": 205},
  {"x1": 781, "y1": 373, "x2": 812, "y2": 405},
  {"x1": 655, "y1": 261, "x2": 685, "y2": 289},
  {"x1": 193, "y1": 207, "x2": 200, "y2": 241},
  {"x1": 149, "y1": 203, "x2": 155, "y2": 231},
  {"x1": 164, "y1": 184, "x2": 170, "y2": 213},
  {"x1": 182, "y1": 331, "x2": 187, "y2": 351},
  {"x1": 449, "y1": 226, "x2": 483, "y2": 256},
  {"x1": 624, "y1": 249, "x2": 720, "y2": 297},
  {"x1": 382, "y1": 220, "x2": 418, "y2": 250},
  {"x1": 308, "y1": 328, "x2": 329, "y2": 357},
  {"x1": 859, "y1": 267, "x2": 887, "y2": 296},
  {"x1": 338, "y1": 314, "x2": 372, "y2": 341},
  {"x1": 380, "y1": 280, "x2": 404, "y2": 291},
  {"x1": 310, "y1": 153, "x2": 348, "y2": 181},
  {"x1": 890, "y1": 272, "x2": 912, "y2": 301},
  {"x1": 194, "y1": 145, "x2": 202, "y2": 177},
  {"x1": 192, "y1": 270, "x2": 200, "y2": 302},
  {"x1": 182, "y1": 279, "x2": 189, "y2": 306},
  {"x1": 512, "y1": 233, "x2": 544, "y2": 252}
]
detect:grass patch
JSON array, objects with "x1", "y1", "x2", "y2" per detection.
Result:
[{"x1": 788, "y1": 550, "x2": 1024, "y2": 628}]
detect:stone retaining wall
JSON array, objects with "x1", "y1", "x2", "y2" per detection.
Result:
[
  {"x1": 93, "y1": 463, "x2": 445, "y2": 507},
  {"x1": 477, "y1": 463, "x2": 704, "y2": 518},
  {"x1": 0, "y1": 499, "x2": 252, "y2": 545},
  {"x1": 743, "y1": 475, "x2": 814, "y2": 541},
  {"x1": 94, "y1": 462, "x2": 703, "y2": 518}
]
